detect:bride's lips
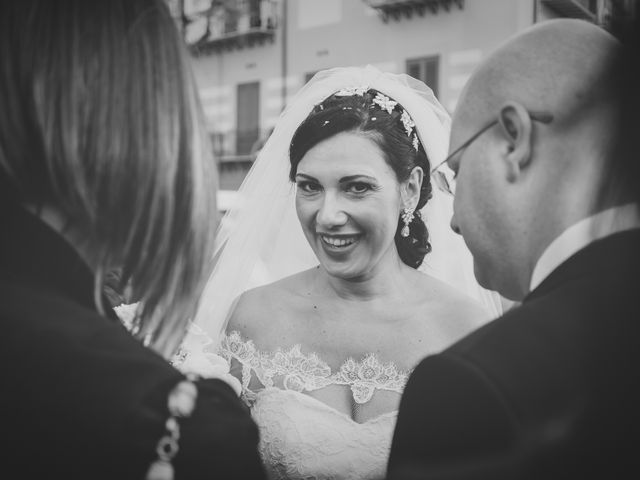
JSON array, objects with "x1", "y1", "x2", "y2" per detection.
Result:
[{"x1": 317, "y1": 233, "x2": 361, "y2": 254}]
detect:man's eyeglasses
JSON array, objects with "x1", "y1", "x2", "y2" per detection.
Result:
[{"x1": 431, "y1": 111, "x2": 554, "y2": 196}]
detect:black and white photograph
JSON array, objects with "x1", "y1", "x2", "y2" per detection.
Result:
[{"x1": 1, "y1": 1, "x2": 638, "y2": 479}]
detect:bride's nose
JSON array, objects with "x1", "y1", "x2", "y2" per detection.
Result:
[{"x1": 316, "y1": 192, "x2": 348, "y2": 228}]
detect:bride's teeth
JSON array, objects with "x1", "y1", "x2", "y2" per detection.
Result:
[{"x1": 321, "y1": 235, "x2": 356, "y2": 247}]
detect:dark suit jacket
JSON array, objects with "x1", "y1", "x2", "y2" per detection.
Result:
[
  {"x1": 388, "y1": 229, "x2": 640, "y2": 480},
  {"x1": 0, "y1": 203, "x2": 266, "y2": 479}
]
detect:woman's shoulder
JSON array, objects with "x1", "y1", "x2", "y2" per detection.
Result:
[
  {"x1": 411, "y1": 269, "x2": 485, "y2": 308},
  {"x1": 225, "y1": 268, "x2": 317, "y2": 346},
  {"x1": 408, "y1": 270, "x2": 494, "y2": 331}
]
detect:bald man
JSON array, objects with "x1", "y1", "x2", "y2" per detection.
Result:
[{"x1": 387, "y1": 19, "x2": 640, "y2": 480}]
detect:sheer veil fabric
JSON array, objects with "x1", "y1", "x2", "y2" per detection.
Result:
[{"x1": 192, "y1": 65, "x2": 503, "y2": 349}]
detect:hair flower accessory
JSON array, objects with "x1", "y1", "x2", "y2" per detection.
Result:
[
  {"x1": 335, "y1": 85, "x2": 369, "y2": 97},
  {"x1": 372, "y1": 93, "x2": 398, "y2": 114},
  {"x1": 400, "y1": 110, "x2": 416, "y2": 136},
  {"x1": 412, "y1": 134, "x2": 419, "y2": 151}
]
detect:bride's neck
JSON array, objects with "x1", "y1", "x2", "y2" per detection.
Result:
[{"x1": 318, "y1": 250, "x2": 411, "y2": 301}]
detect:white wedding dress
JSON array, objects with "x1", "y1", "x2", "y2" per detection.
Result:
[
  {"x1": 182, "y1": 66, "x2": 504, "y2": 480},
  {"x1": 219, "y1": 330, "x2": 410, "y2": 480}
]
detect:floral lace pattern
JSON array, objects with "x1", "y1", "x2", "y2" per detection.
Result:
[
  {"x1": 252, "y1": 388, "x2": 394, "y2": 479},
  {"x1": 219, "y1": 331, "x2": 409, "y2": 405}
]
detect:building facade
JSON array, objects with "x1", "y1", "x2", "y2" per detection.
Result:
[{"x1": 167, "y1": 0, "x2": 633, "y2": 194}]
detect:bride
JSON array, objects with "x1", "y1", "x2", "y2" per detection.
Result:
[{"x1": 179, "y1": 65, "x2": 503, "y2": 480}]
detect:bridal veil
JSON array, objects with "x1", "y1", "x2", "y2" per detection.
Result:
[{"x1": 192, "y1": 65, "x2": 503, "y2": 348}]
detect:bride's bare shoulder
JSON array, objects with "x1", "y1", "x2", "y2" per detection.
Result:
[
  {"x1": 225, "y1": 268, "x2": 317, "y2": 344},
  {"x1": 411, "y1": 270, "x2": 495, "y2": 328}
]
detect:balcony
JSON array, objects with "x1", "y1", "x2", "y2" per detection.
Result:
[
  {"x1": 540, "y1": 0, "x2": 597, "y2": 22},
  {"x1": 363, "y1": 0, "x2": 464, "y2": 22},
  {"x1": 175, "y1": 0, "x2": 278, "y2": 54}
]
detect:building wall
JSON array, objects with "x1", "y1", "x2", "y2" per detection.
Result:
[
  {"x1": 287, "y1": 0, "x2": 535, "y2": 113},
  {"x1": 175, "y1": 0, "x2": 634, "y2": 203},
  {"x1": 191, "y1": 19, "x2": 283, "y2": 146},
  {"x1": 192, "y1": 0, "x2": 536, "y2": 164}
]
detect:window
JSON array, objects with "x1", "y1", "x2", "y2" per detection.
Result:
[
  {"x1": 236, "y1": 81, "x2": 260, "y2": 156},
  {"x1": 406, "y1": 56, "x2": 439, "y2": 98}
]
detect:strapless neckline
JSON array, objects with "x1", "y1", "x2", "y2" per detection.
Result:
[
  {"x1": 251, "y1": 386, "x2": 396, "y2": 479},
  {"x1": 259, "y1": 387, "x2": 399, "y2": 425},
  {"x1": 217, "y1": 330, "x2": 409, "y2": 479},
  {"x1": 219, "y1": 330, "x2": 411, "y2": 404}
]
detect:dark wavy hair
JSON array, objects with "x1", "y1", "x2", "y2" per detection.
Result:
[{"x1": 289, "y1": 89, "x2": 433, "y2": 268}]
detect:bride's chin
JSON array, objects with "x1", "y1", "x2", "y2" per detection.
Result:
[{"x1": 319, "y1": 261, "x2": 365, "y2": 281}]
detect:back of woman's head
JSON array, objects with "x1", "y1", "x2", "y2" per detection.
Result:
[
  {"x1": 289, "y1": 89, "x2": 433, "y2": 268},
  {"x1": 0, "y1": 0, "x2": 217, "y2": 357}
]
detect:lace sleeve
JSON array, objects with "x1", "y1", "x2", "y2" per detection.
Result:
[
  {"x1": 218, "y1": 331, "x2": 266, "y2": 405},
  {"x1": 170, "y1": 323, "x2": 241, "y2": 396}
]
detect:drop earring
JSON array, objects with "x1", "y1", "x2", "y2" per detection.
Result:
[{"x1": 401, "y1": 208, "x2": 414, "y2": 237}]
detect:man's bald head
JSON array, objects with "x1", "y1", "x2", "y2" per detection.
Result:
[
  {"x1": 456, "y1": 19, "x2": 619, "y2": 128},
  {"x1": 447, "y1": 19, "x2": 624, "y2": 300}
]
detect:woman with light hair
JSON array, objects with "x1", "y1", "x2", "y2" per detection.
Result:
[{"x1": 0, "y1": 1, "x2": 264, "y2": 479}]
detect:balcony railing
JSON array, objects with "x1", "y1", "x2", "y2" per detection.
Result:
[
  {"x1": 540, "y1": 0, "x2": 597, "y2": 22},
  {"x1": 177, "y1": 0, "x2": 278, "y2": 53},
  {"x1": 210, "y1": 128, "x2": 273, "y2": 159},
  {"x1": 363, "y1": 0, "x2": 464, "y2": 22}
]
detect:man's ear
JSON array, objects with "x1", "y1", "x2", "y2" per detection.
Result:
[
  {"x1": 402, "y1": 166, "x2": 424, "y2": 209},
  {"x1": 497, "y1": 101, "x2": 533, "y2": 182}
]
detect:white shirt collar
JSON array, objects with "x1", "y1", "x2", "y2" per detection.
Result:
[{"x1": 529, "y1": 203, "x2": 640, "y2": 292}]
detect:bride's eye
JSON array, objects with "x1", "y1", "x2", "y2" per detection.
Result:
[
  {"x1": 346, "y1": 182, "x2": 374, "y2": 194},
  {"x1": 297, "y1": 181, "x2": 322, "y2": 194}
]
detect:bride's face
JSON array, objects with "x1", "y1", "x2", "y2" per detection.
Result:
[{"x1": 294, "y1": 131, "x2": 403, "y2": 280}]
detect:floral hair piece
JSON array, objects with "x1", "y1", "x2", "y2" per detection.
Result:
[
  {"x1": 400, "y1": 110, "x2": 415, "y2": 136},
  {"x1": 371, "y1": 92, "x2": 420, "y2": 151},
  {"x1": 335, "y1": 85, "x2": 369, "y2": 96},
  {"x1": 372, "y1": 92, "x2": 397, "y2": 114},
  {"x1": 326, "y1": 87, "x2": 421, "y2": 151}
]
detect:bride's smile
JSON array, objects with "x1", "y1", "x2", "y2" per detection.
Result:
[
  {"x1": 200, "y1": 73, "x2": 501, "y2": 480},
  {"x1": 319, "y1": 233, "x2": 361, "y2": 250},
  {"x1": 295, "y1": 131, "x2": 407, "y2": 279}
]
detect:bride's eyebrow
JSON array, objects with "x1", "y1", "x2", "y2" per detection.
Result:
[
  {"x1": 295, "y1": 173, "x2": 317, "y2": 181},
  {"x1": 339, "y1": 175, "x2": 377, "y2": 183}
]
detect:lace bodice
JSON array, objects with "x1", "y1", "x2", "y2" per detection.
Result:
[
  {"x1": 218, "y1": 331, "x2": 411, "y2": 480},
  {"x1": 219, "y1": 330, "x2": 410, "y2": 405}
]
